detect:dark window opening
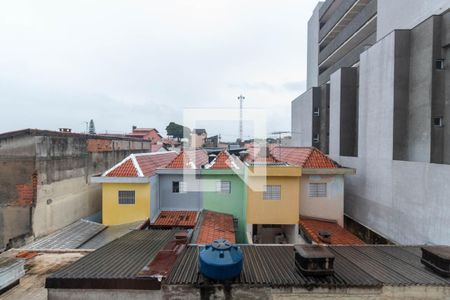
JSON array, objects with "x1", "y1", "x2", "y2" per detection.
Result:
[
  {"x1": 433, "y1": 117, "x2": 443, "y2": 127},
  {"x1": 435, "y1": 59, "x2": 445, "y2": 70}
]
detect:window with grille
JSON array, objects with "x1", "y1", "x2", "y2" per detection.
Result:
[
  {"x1": 172, "y1": 181, "x2": 187, "y2": 193},
  {"x1": 263, "y1": 185, "x2": 281, "y2": 200},
  {"x1": 309, "y1": 183, "x2": 327, "y2": 197},
  {"x1": 118, "y1": 191, "x2": 135, "y2": 204},
  {"x1": 216, "y1": 180, "x2": 231, "y2": 193}
]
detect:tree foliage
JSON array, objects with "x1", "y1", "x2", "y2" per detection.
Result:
[
  {"x1": 166, "y1": 122, "x2": 190, "y2": 140},
  {"x1": 89, "y1": 119, "x2": 96, "y2": 134}
]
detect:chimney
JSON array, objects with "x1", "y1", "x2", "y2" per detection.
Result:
[
  {"x1": 294, "y1": 245, "x2": 335, "y2": 276},
  {"x1": 132, "y1": 125, "x2": 137, "y2": 131},
  {"x1": 421, "y1": 246, "x2": 450, "y2": 277}
]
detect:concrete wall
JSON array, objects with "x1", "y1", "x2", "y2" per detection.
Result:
[
  {"x1": 306, "y1": 3, "x2": 323, "y2": 89},
  {"x1": 329, "y1": 67, "x2": 358, "y2": 158},
  {"x1": 377, "y1": 0, "x2": 450, "y2": 40},
  {"x1": 158, "y1": 174, "x2": 202, "y2": 211},
  {"x1": 161, "y1": 284, "x2": 450, "y2": 300},
  {"x1": 291, "y1": 88, "x2": 318, "y2": 147},
  {"x1": 300, "y1": 175, "x2": 344, "y2": 226},
  {"x1": 337, "y1": 28, "x2": 450, "y2": 244},
  {"x1": 150, "y1": 176, "x2": 159, "y2": 221},
  {"x1": 0, "y1": 130, "x2": 151, "y2": 249},
  {"x1": 48, "y1": 289, "x2": 161, "y2": 300}
]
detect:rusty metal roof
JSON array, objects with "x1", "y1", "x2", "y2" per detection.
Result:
[
  {"x1": 165, "y1": 245, "x2": 450, "y2": 288},
  {"x1": 46, "y1": 230, "x2": 175, "y2": 290}
]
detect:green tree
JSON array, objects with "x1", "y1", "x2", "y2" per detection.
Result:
[
  {"x1": 89, "y1": 119, "x2": 96, "y2": 134},
  {"x1": 166, "y1": 122, "x2": 190, "y2": 140}
]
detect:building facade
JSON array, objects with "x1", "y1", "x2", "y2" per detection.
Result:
[
  {"x1": 291, "y1": 0, "x2": 450, "y2": 244},
  {"x1": 0, "y1": 129, "x2": 152, "y2": 250}
]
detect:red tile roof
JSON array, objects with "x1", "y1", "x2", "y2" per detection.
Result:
[
  {"x1": 152, "y1": 211, "x2": 198, "y2": 228},
  {"x1": 196, "y1": 210, "x2": 236, "y2": 244},
  {"x1": 270, "y1": 147, "x2": 338, "y2": 168},
  {"x1": 106, "y1": 158, "x2": 139, "y2": 177},
  {"x1": 166, "y1": 149, "x2": 208, "y2": 169},
  {"x1": 104, "y1": 152, "x2": 177, "y2": 177},
  {"x1": 209, "y1": 151, "x2": 232, "y2": 169},
  {"x1": 299, "y1": 218, "x2": 364, "y2": 245},
  {"x1": 245, "y1": 146, "x2": 281, "y2": 164}
]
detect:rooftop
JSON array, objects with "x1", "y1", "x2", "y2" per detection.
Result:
[
  {"x1": 194, "y1": 210, "x2": 236, "y2": 244},
  {"x1": 270, "y1": 146, "x2": 338, "y2": 168},
  {"x1": 151, "y1": 211, "x2": 199, "y2": 228},
  {"x1": 165, "y1": 244, "x2": 450, "y2": 288},
  {"x1": 299, "y1": 218, "x2": 364, "y2": 245},
  {"x1": 104, "y1": 152, "x2": 177, "y2": 177},
  {"x1": 165, "y1": 149, "x2": 208, "y2": 169},
  {"x1": 46, "y1": 230, "x2": 178, "y2": 290}
]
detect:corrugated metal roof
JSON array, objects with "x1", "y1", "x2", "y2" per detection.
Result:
[
  {"x1": 24, "y1": 220, "x2": 106, "y2": 250},
  {"x1": 165, "y1": 245, "x2": 450, "y2": 288},
  {"x1": 46, "y1": 230, "x2": 175, "y2": 290}
]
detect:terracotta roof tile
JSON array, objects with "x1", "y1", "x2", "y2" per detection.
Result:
[
  {"x1": 152, "y1": 211, "x2": 198, "y2": 228},
  {"x1": 270, "y1": 146, "x2": 338, "y2": 168},
  {"x1": 105, "y1": 152, "x2": 177, "y2": 177},
  {"x1": 196, "y1": 210, "x2": 236, "y2": 244},
  {"x1": 135, "y1": 152, "x2": 177, "y2": 176},
  {"x1": 210, "y1": 151, "x2": 232, "y2": 169},
  {"x1": 106, "y1": 158, "x2": 138, "y2": 177},
  {"x1": 299, "y1": 218, "x2": 364, "y2": 245},
  {"x1": 166, "y1": 149, "x2": 208, "y2": 169}
]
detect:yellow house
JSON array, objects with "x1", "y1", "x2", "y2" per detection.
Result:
[
  {"x1": 246, "y1": 165, "x2": 302, "y2": 225},
  {"x1": 90, "y1": 152, "x2": 177, "y2": 225},
  {"x1": 245, "y1": 162, "x2": 302, "y2": 244}
]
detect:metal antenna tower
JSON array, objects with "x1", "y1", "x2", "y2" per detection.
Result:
[{"x1": 237, "y1": 94, "x2": 245, "y2": 141}]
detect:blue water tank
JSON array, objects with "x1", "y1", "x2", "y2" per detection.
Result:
[{"x1": 199, "y1": 239, "x2": 243, "y2": 281}]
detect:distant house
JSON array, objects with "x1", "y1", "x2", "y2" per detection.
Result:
[
  {"x1": 190, "y1": 128, "x2": 207, "y2": 148},
  {"x1": 128, "y1": 127, "x2": 162, "y2": 144},
  {"x1": 90, "y1": 152, "x2": 177, "y2": 225},
  {"x1": 204, "y1": 135, "x2": 219, "y2": 148}
]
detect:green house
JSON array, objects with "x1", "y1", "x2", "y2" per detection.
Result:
[{"x1": 201, "y1": 152, "x2": 247, "y2": 243}]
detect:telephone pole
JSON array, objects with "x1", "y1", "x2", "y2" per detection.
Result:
[{"x1": 237, "y1": 94, "x2": 245, "y2": 141}]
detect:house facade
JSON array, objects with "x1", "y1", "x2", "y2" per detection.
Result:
[
  {"x1": 90, "y1": 152, "x2": 177, "y2": 225},
  {"x1": 201, "y1": 151, "x2": 247, "y2": 242}
]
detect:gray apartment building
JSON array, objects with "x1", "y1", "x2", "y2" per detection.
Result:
[{"x1": 292, "y1": 0, "x2": 450, "y2": 244}]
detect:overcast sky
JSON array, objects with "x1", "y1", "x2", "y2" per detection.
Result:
[{"x1": 0, "y1": 0, "x2": 317, "y2": 142}]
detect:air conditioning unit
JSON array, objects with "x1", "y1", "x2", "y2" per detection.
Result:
[{"x1": 295, "y1": 245, "x2": 334, "y2": 276}]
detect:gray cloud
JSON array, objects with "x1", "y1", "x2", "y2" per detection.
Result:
[{"x1": 0, "y1": 0, "x2": 317, "y2": 141}]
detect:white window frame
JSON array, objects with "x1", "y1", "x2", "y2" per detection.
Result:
[
  {"x1": 263, "y1": 185, "x2": 281, "y2": 200},
  {"x1": 309, "y1": 183, "x2": 327, "y2": 197},
  {"x1": 216, "y1": 180, "x2": 231, "y2": 193},
  {"x1": 118, "y1": 190, "x2": 135, "y2": 204}
]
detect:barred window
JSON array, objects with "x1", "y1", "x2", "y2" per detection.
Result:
[
  {"x1": 172, "y1": 181, "x2": 187, "y2": 193},
  {"x1": 263, "y1": 185, "x2": 281, "y2": 200},
  {"x1": 309, "y1": 183, "x2": 327, "y2": 197},
  {"x1": 216, "y1": 181, "x2": 231, "y2": 193},
  {"x1": 118, "y1": 190, "x2": 135, "y2": 204}
]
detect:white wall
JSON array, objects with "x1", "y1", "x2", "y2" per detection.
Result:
[{"x1": 300, "y1": 175, "x2": 344, "y2": 226}]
